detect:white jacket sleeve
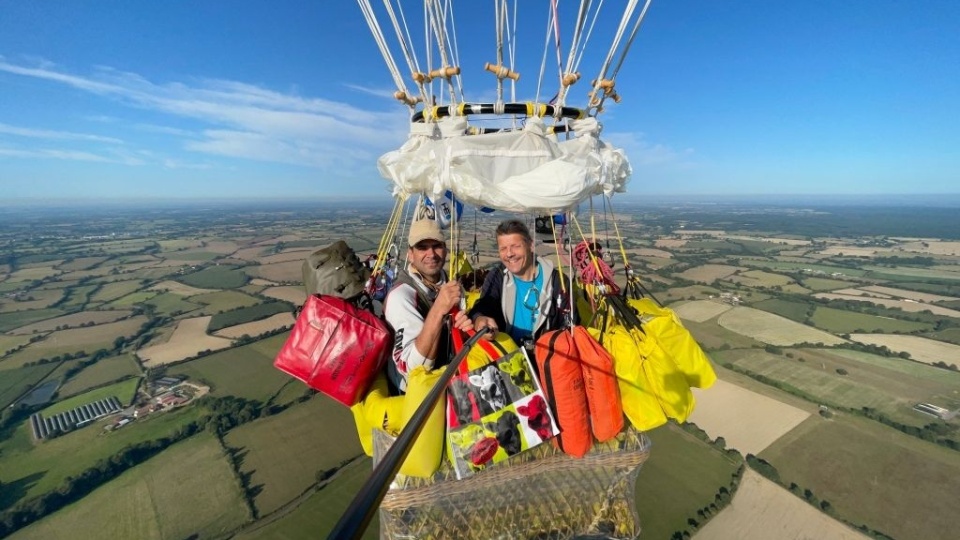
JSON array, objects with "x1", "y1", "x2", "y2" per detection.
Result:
[{"x1": 383, "y1": 283, "x2": 433, "y2": 386}]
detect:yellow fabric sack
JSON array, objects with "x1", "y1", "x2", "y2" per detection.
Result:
[
  {"x1": 398, "y1": 366, "x2": 446, "y2": 478},
  {"x1": 464, "y1": 331, "x2": 519, "y2": 371},
  {"x1": 465, "y1": 289, "x2": 480, "y2": 312},
  {"x1": 589, "y1": 326, "x2": 667, "y2": 431},
  {"x1": 633, "y1": 325, "x2": 696, "y2": 423},
  {"x1": 350, "y1": 372, "x2": 404, "y2": 457},
  {"x1": 628, "y1": 298, "x2": 717, "y2": 389}
]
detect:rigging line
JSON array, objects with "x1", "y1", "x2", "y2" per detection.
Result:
[
  {"x1": 383, "y1": 0, "x2": 429, "y2": 104},
  {"x1": 572, "y1": 0, "x2": 604, "y2": 74},
  {"x1": 556, "y1": 0, "x2": 591, "y2": 108},
  {"x1": 589, "y1": 0, "x2": 639, "y2": 113},
  {"x1": 534, "y1": 2, "x2": 555, "y2": 108},
  {"x1": 608, "y1": 0, "x2": 653, "y2": 81},
  {"x1": 425, "y1": 0, "x2": 458, "y2": 107},
  {"x1": 509, "y1": 0, "x2": 518, "y2": 104},
  {"x1": 495, "y1": 0, "x2": 506, "y2": 104},
  {"x1": 357, "y1": 0, "x2": 410, "y2": 102},
  {"x1": 445, "y1": 0, "x2": 467, "y2": 102},
  {"x1": 550, "y1": 0, "x2": 565, "y2": 92}
]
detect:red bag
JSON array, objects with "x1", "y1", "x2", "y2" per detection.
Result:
[{"x1": 274, "y1": 294, "x2": 390, "y2": 406}]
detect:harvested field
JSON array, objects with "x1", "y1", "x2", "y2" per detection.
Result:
[
  {"x1": 249, "y1": 278, "x2": 278, "y2": 286},
  {"x1": 190, "y1": 290, "x2": 262, "y2": 313},
  {"x1": 655, "y1": 238, "x2": 687, "y2": 248},
  {"x1": 214, "y1": 312, "x2": 294, "y2": 338},
  {"x1": 252, "y1": 260, "x2": 302, "y2": 283},
  {"x1": 859, "y1": 285, "x2": 958, "y2": 303},
  {"x1": 814, "y1": 293, "x2": 960, "y2": 318},
  {"x1": 6, "y1": 266, "x2": 60, "y2": 283},
  {"x1": 257, "y1": 249, "x2": 313, "y2": 265},
  {"x1": 672, "y1": 300, "x2": 734, "y2": 323},
  {"x1": 58, "y1": 354, "x2": 141, "y2": 398},
  {"x1": 688, "y1": 379, "x2": 810, "y2": 455},
  {"x1": 10, "y1": 310, "x2": 132, "y2": 335},
  {"x1": 232, "y1": 246, "x2": 271, "y2": 261},
  {"x1": 0, "y1": 334, "x2": 33, "y2": 355},
  {"x1": 848, "y1": 334, "x2": 960, "y2": 366},
  {"x1": 35, "y1": 316, "x2": 147, "y2": 347},
  {"x1": 137, "y1": 316, "x2": 233, "y2": 367},
  {"x1": 727, "y1": 269, "x2": 794, "y2": 288},
  {"x1": 624, "y1": 247, "x2": 674, "y2": 259},
  {"x1": 149, "y1": 280, "x2": 216, "y2": 296},
  {"x1": 88, "y1": 280, "x2": 144, "y2": 304},
  {"x1": 693, "y1": 468, "x2": 867, "y2": 540},
  {"x1": 817, "y1": 246, "x2": 882, "y2": 257},
  {"x1": 201, "y1": 240, "x2": 240, "y2": 254},
  {"x1": 158, "y1": 239, "x2": 203, "y2": 251},
  {"x1": 896, "y1": 239, "x2": 960, "y2": 255},
  {"x1": 56, "y1": 256, "x2": 110, "y2": 271},
  {"x1": 261, "y1": 285, "x2": 306, "y2": 305},
  {"x1": 0, "y1": 288, "x2": 64, "y2": 312},
  {"x1": 718, "y1": 307, "x2": 846, "y2": 346},
  {"x1": 678, "y1": 264, "x2": 742, "y2": 284}
]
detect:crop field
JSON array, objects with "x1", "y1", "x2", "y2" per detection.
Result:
[
  {"x1": 158, "y1": 239, "x2": 203, "y2": 251},
  {"x1": 41, "y1": 377, "x2": 140, "y2": 416},
  {"x1": 863, "y1": 265, "x2": 960, "y2": 281},
  {"x1": 727, "y1": 269, "x2": 795, "y2": 289},
  {"x1": 201, "y1": 240, "x2": 240, "y2": 254},
  {"x1": 190, "y1": 290, "x2": 262, "y2": 313},
  {"x1": 142, "y1": 292, "x2": 204, "y2": 317},
  {"x1": 149, "y1": 279, "x2": 216, "y2": 296},
  {"x1": 166, "y1": 334, "x2": 291, "y2": 402},
  {"x1": 672, "y1": 300, "x2": 733, "y2": 323},
  {"x1": 0, "y1": 288, "x2": 64, "y2": 312},
  {"x1": 161, "y1": 249, "x2": 221, "y2": 262},
  {"x1": 5, "y1": 266, "x2": 61, "y2": 283},
  {"x1": 0, "y1": 363, "x2": 57, "y2": 409},
  {"x1": 257, "y1": 249, "x2": 315, "y2": 265},
  {"x1": 88, "y1": 280, "x2": 144, "y2": 304},
  {"x1": 56, "y1": 256, "x2": 108, "y2": 271},
  {"x1": 742, "y1": 260, "x2": 868, "y2": 278},
  {"x1": 695, "y1": 468, "x2": 868, "y2": 540},
  {"x1": 682, "y1": 319, "x2": 765, "y2": 351},
  {"x1": 0, "y1": 406, "x2": 204, "y2": 506},
  {"x1": 0, "y1": 308, "x2": 65, "y2": 333},
  {"x1": 926, "y1": 327, "x2": 960, "y2": 346},
  {"x1": 760, "y1": 413, "x2": 960, "y2": 540},
  {"x1": 138, "y1": 316, "x2": 233, "y2": 367},
  {"x1": 717, "y1": 307, "x2": 845, "y2": 346},
  {"x1": 208, "y1": 302, "x2": 292, "y2": 332},
  {"x1": 225, "y1": 396, "x2": 361, "y2": 516},
  {"x1": 251, "y1": 260, "x2": 303, "y2": 284},
  {"x1": 106, "y1": 290, "x2": 158, "y2": 308},
  {"x1": 894, "y1": 239, "x2": 960, "y2": 255},
  {"x1": 233, "y1": 246, "x2": 273, "y2": 261},
  {"x1": 8, "y1": 432, "x2": 249, "y2": 540},
  {"x1": 750, "y1": 298, "x2": 810, "y2": 322},
  {"x1": 214, "y1": 312, "x2": 295, "y2": 339},
  {"x1": 848, "y1": 334, "x2": 960, "y2": 366},
  {"x1": 36, "y1": 316, "x2": 146, "y2": 348},
  {"x1": 235, "y1": 457, "x2": 378, "y2": 540},
  {"x1": 0, "y1": 334, "x2": 33, "y2": 355},
  {"x1": 261, "y1": 285, "x2": 307, "y2": 305},
  {"x1": 57, "y1": 354, "x2": 141, "y2": 398},
  {"x1": 815, "y1": 293, "x2": 960, "y2": 318},
  {"x1": 633, "y1": 422, "x2": 742, "y2": 540},
  {"x1": 859, "y1": 284, "x2": 958, "y2": 302},
  {"x1": 658, "y1": 285, "x2": 721, "y2": 304},
  {"x1": 178, "y1": 265, "x2": 249, "y2": 289},
  {"x1": 9, "y1": 310, "x2": 133, "y2": 335},
  {"x1": 688, "y1": 379, "x2": 810, "y2": 455},
  {"x1": 677, "y1": 264, "x2": 742, "y2": 283},
  {"x1": 810, "y1": 306, "x2": 933, "y2": 334}
]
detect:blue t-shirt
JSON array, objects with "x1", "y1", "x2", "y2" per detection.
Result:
[{"x1": 510, "y1": 263, "x2": 544, "y2": 343}]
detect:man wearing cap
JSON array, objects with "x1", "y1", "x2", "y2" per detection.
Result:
[{"x1": 384, "y1": 218, "x2": 472, "y2": 392}]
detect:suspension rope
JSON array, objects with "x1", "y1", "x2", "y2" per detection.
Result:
[
  {"x1": 382, "y1": 0, "x2": 428, "y2": 105},
  {"x1": 357, "y1": 0, "x2": 412, "y2": 108}
]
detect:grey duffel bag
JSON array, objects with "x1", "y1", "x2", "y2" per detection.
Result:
[{"x1": 302, "y1": 240, "x2": 371, "y2": 299}]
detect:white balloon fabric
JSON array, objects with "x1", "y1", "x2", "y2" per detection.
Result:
[{"x1": 377, "y1": 115, "x2": 632, "y2": 214}]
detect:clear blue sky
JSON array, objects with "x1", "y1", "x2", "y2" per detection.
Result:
[{"x1": 1, "y1": 1, "x2": 958, "y2": 200}]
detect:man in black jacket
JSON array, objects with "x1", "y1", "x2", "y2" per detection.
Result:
[{"x1": 469, "y1": 219, "x2": 570, "y2": 347}]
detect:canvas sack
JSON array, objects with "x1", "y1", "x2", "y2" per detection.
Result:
[
  {"x1": 274, "y1": 294, "x2": 390, "y2": 406},
  {"x1": 302, "y1": 240, "x2": 371, "y2": 298}
]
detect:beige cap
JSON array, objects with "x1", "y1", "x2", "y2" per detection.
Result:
[{"x1": 408, "y1": 218, "x2": 445, "y2": 247}]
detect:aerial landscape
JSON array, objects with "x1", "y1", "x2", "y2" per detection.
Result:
[{"x1": 2, "y1": 1, "x2": 959, "y2": 539}]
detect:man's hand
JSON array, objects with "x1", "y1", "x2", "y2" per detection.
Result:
[
  {"x1": 433, "y1": 280, "x2": 462, "y2": 313},
  {"x1": 452, "y1": 310, "x2": 473, "y2": 333},
  {"x1": 473, "y1": 315, "x2": 498, "y2": 340}
]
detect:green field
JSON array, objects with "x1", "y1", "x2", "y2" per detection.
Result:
[
  {"x1": 811, "y1": 305, "x2": 934, "y2": 334},
  {"x1": 751, "y1": 298, "x2": 810, "y2": 322},
  {"x1": 177, "y1": 265, "x2": 249, "y2": 289},
  {"x1": 87, "y1": 280, "x2": 146, "y2": 304},
  {"x1": 0, "y1": 309, "x2": 65, "y2": 333},
  {"x1": 634, "y1": 423, "x2": 742, "y2": 540},
  {"x1": 107, "y1": 290, "x2": 159, "y2": 307},
  {"x1": 167, "y1": 333, "x2": 291, "y2": 402},
  {"x1": 0, "y1": 406, "x2": 204, "y2": 508},
  {"x1": 714, "y1": 347, "x2": 960, "y2": 426},
  {"x1": 742, "y1": 260, "x2": 868, "y2": 277},
  {"x1": 40, "y1": 378, "x2": 140, "y2": 416},
  {"x1": 57, "y1": 354, "x2": 141, "y2": 399},
  {"x1": 235, "y1": 457, "x2": 378, "y2": 540},
  {"x1": 682, "y1": 319, "x2": 765, "y2": 351},
  {"x1": 761, "y1": 413, "x2": 960, "y2": 540},
  {"x1": 8, "y1": 432, "x2": 249, "y2": 540},
  {"x1": 142, "y1": 291, "x2": 203, "y2": 317},
  {"x1": 225, "y1": 396, "x2": 362, "y2": 516},
  {"x1": 191, "y1": 290, "x2": 262, "y2": 314},
  {"x1": 0, "y1": 334, "x2": 34, "y2": 355},
  {"x1": 208, "y1": 302, "x2": 292, "y2": 332},
  {"x1": 0, "y1": 363, "x2": 59, "y2": 409},
  {"x1": 925, "y1": 327, "x2": 960, "y2": 346},
  {"x1": 799, "y1": 276, "x2": 855, "y2": 291}
]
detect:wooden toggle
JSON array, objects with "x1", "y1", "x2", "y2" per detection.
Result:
[
  {"x1": 562, "y1": 72, "x2": 581, "y2": 87},
  {"x1": 591, "y1": 78, "x2": 616, "y2": 91},
  {"x1": 412, "y1": 72, "x2": 430, "y2": 84},
  {"x1": 484, "y1": 62, "x2": 520, "y2": 81},
  {"x1": 393, "y1": 91, "x2": 422, "y2": 106},
  {"x1": 428, "y1": 66, "x2": 461, "y2": 80}
]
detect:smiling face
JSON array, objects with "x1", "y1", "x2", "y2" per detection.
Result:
[
  {"x1": 497, "y1": 233, "x2": 535, "y2": 280},
  {"x1": 408, "y1": 240, "x2": 447, "y2": 283}
]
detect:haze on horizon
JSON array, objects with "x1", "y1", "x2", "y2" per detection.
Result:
[{"x1": 1, "y1": 1, "x2": 958, "y2": 200}]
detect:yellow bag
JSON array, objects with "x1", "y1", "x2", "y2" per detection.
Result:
[
  {"x1": 350, "y1": 367, "x2": 445, "y2": 478},
  {"x1": 628, "y1": 298, "x2": 717, "y2": 389},
  {"x1": 451, "y1": 250, "x2": 474, "y2": 277},
  {"x1": 589, "y1": 326, "x2": 667, "y2": 431},
  {"x1": 465, "y1": 289, "x2": 480, "y2": 312},
  {"x1": 464, "y1": 331, "x2": 519, "y2": 371}
]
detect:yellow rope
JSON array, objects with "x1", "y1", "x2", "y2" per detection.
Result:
[
  {"x1": 605, "y1": 195, "x2": 631, "y2": 270},
  {"x1": 372, "y1": 197, "x2": 405, "y2": 274}
]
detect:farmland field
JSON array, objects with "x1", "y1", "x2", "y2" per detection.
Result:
[
  {"x1": 848, "y1": 334, "x2": 960, "y2": 366},
  {"x1": 814, "y1": 292, "x2": 960, "y2": 318},
  {"x1": 688, "y1": 379, "x2": 810, "y2": 455},
  {"x1": 677, "y1": 264, "x2": 742, "y2": 283},
  {"x1": 760, "y1": 413, "x2": 960, "y2": 540},
  {"x1": 137, "y1": 316, "x2": 233, "y2": 367},
  {"x1": 251, "y1": 261, "x2": 303, "y2": 283},
  {"x1": 225, "y1": 396, "x2": 361, "y2": 516},
  {"x1": 0, "y1": 288, "x2": 65, "y2": 312},
  {"x1": 633, "y1": 423, "x2": 742, "y2": 540},
  {"x1": 40, "y1": 377, "x2": 140, "y2": 416},
  {"x1": 0, "y1": 334, "x2": 34, "y2": 355},
  {"x1": 214, "y1": 312, "x2": 295, "y2": 338},
  {"x1": 727, "y1": 269, "x2": 795, "y2": 288},
  {"x1": 0, "y1": 308, "x2": 66, "y2": 333},
  {"x1": 9, "y1": 310, "x2": 133, "y2": 335},
  {"x1": 142, "y1": 292, "x2": 204, "y2": 317},
  {"x1": 148, "y1": 279, "x2": 216, "y2": 296},
  {"x1": 0, "y1": 363, "x2": 58, "y2": 409},
  {"x1": 57, "y1": 354, "x2": 141, "y2": 398},
  {"x1": 8, "y1": 433, "x2": 249, "y2": 540},
  {"x1": 859, "y1": 285, "x2": 958, "y2": 303},
  {"x1": 177, "y1": 265, "x2": 249, "y2": 289},
  {"x1": 207, "y1": 302, "x2": 293, "y2": 332},
  {"x1": 672, "y1": 300, "x2": 733, "y2": 323},
  {"x1": 811, "y1": 306, "x2": 933, "y2": 334},
  {"x1": 800, "y1": 277, "x2": 852, "y2": 291},
  {"x1": 751, "y1": 298, "x2": 810, "y2": 322},
  {"x1": 261, "y1": 285, "x2": 307, "y2": 305},
  {"x1": 694, "y1": 468, "x2": 868, "y2": 540},
  {"x1": 88, "y1": 280, "x2": 145, "y2": 304},
  {"x1": 190, "y1": 290, "x2": 262, "y2": 313},
  {"x1": 718, "y1": 307, "x2": 845, "y2": 346}
]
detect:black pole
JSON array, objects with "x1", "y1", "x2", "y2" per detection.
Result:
[{"x1": 328, "y1": 327, "x2": 490, "y2": 540}]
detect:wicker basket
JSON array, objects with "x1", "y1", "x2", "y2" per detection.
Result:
[{"x1": 374, "y1": 427, "x2": 651, "y2": 539}]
